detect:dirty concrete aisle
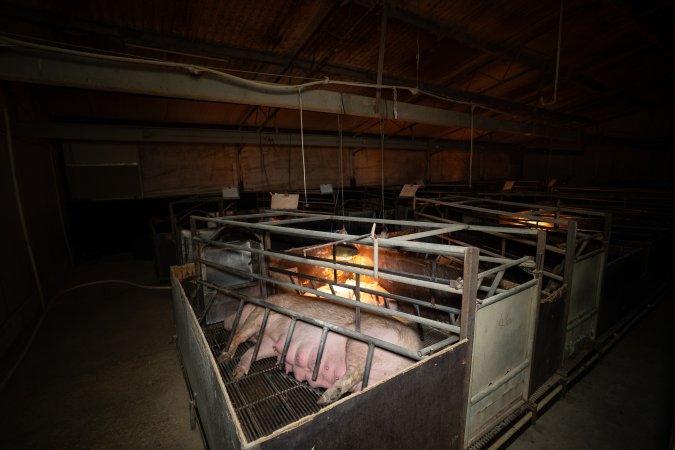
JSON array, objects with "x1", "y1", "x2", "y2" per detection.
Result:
[
  {"x1": 508, "y1": 290, "x2": 675, "y2": 450},
  {"x1": 0, "y1": 256, "x2": 203, "y2": 449}
]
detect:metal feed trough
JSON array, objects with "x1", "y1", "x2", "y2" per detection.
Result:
[{"x1": 170, "y1": 211, "x2": 545, "y2": 449}]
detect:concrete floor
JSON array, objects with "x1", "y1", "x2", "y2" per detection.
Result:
[
  {"x1": 508, "y1": 290, "x2": 675, "y2": 450},
  {"x1": 0, "y1": 256, "x2": 203, "y2": 449},
  {"x1": 2, "y1": 255, "x2": 672, "y2": 449}
]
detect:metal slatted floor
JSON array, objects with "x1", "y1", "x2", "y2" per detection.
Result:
[
  {"x1": 203, "y1": 323, "x2": 324, "y2": 442},
  {"x1": 201, "y1": 320, "x2": 453, "y2": 442}
]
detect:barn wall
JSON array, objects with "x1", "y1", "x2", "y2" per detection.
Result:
[
  {"x1": 353, "y1": 149, "x2": 426, "y2": 186},
  {"x1": 429, "y1": 149, "x2": 520, "y2": 183},
  {"x1": 0, "y1": 86, "x2": 71, "y2": 365},
  {"x1": 241, "y1": 145, "x2": 351, "y2": 192}
]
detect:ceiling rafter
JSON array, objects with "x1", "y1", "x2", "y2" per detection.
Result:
[
  {"x1": 0, "y1": 3, "x2": 593, "y2": 128},
  {"x1": 17, "y1": 121, "x2": 568, "y2": 154},
  {"x1": 349, "y1": 0, "x2": 654, "y2": 108},
  {"x1": 235, "y1": 0, "x2": 344, "y2": 130}
]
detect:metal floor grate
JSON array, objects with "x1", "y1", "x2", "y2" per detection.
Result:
[
  {"x1": 203, "y1": 323, "x2": 324, "y2": 442},
  {"x1": 202, "y1": 321, "x2": 453, "y2": 442}
]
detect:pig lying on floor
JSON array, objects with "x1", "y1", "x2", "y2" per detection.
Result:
[{"x1": 218, "y1": 293, "x2": 421, "y2": 405}]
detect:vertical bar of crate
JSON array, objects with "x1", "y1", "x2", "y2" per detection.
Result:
[
  {"x1": 190, "y1": 215, "x2": 205, "y2": 313},
  {"x1": 559, "y1": 219, "x2": 577, "y2": 361},
  {"x1": 259, "y1": 231, "x2": 271, "y2": 298},
  {"x1": 460, "y1": 246, "x2": 479, "y2": 448}
]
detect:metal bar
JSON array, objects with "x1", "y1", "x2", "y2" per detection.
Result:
[
  {"x1": 311, "y1": 327, "x2": 330, "y2": 382},
  {"x1": 477, "y1": 255, "x2": 531, "y2": 279},
  {"x1": 460, "y1": 247, "x2": 479, "y2": 341},
  {"x1": 361, "y1": 342, "x2": 376, "y2": 389},
  {"x1": 479, "y1": 279, "x2": 539, "y2": 308},
  {"x1": 414, "y1": 304, "x2": 424, "y2": 341},
  {"x1": 199, "y1": 259, "x2": 461, "y2": 333},
  {"x1": 414, "y1": 210, "x2": 542, "y2": 236},
  {"x1": 195, "y1": 237, "x2": 464, "y2": 295},
  {"x1": 385, "y1": 224, "x2": 469, "y2": 241},
  {"x1": 278, "y1": 318, "x2": 297, "y2": 368},
  {"x1": 374, "y1": 3, "x2": 387, "y2": 109},
  {"x1": 543, "y1": 271, "x2": 564, "y2": 282},
  {"x1": 354, "y1": 274, "x2": 361, "y2": 332},
  {"x1": 250, "y1": 308, "x2": 271, "y2": 364},
  {"x1": 373, "y1": 237, "x2": 379, "y2": 279},
  {"x1": 203, "y1": 210, "x2": 463, "y2": 232},
  {"x1": 575, "y1": 247, "x2": 605, "y2": 262},
  {"x1": 224, "y1": 299, "x2": 246, "y2": 352},
  {"x1": 190, "y1": 217, "x2": 205, "y2": 313},
  {"x1": 200, "y1": 281, "x2": 424, "y2": 361},
  {"x1": 417, "y1": 211, "x2": 568, "y2": 256},
  {"x1": 198, "y1": 290, "x2": 218, "y2": 325},
  {"x1": 263, "y1": 216, "x2": 331, "y2": 226},
  {"x1": 418, "y1": 335, "x2": 460, "y2": 356},
  {"x1": 487, "y1": 270, "x2": 505, "y2": 297},
  {"x1": 415, "y1": 197, "x2": 571, "y2": 227},
  {"x1": 301, "y1": 233, "x2": 371, "y2": 255},
  {"x1": 0, "y1": 43, "x2": 589, "y2": 140},
  {"x1": 16, "y1": 121, "x2": 551, "y2": 153},
  {"x1": 441, "y1": 235, "x2": 504, "y2": 259},
  {"x1": 192, "y1": 214, "x2": 469, "y2": 256},
  {"x1": 267, "y1": 261, "x2": 461, "y2": 314},
  {"x1": 259, "y1": 232, "x2": 271, "y2": 299}
]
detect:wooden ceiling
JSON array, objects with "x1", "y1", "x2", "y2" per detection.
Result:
[{"x1": 1, "y1": 0, "x2": 673, "y2": 153}]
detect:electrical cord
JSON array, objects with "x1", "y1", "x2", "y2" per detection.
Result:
[{"x1": 0, "y1": 279, "x2": 171, "y2": 393}]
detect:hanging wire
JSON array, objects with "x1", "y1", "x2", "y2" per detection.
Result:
[
  {"x1": 541, "y1": 0, "x2": 564, "y2": 106},
  {"x1": 380, "y1": 118, "x2": 385, "y2": 219},
  {"x1": 416, "y1": 38, "x2": 420, "y2": 90},
  {"x1": 337, "y1": 112, "x2": 345, "y2": 218},
  {"x1": 298, "y1": 89, "x2": 309, "y2": 208},
  {"x1": 469, "y1": 104, "x2": 475, "y2": 189}
]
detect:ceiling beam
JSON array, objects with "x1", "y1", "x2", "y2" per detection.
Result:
[
  {"x1": 0, "y1": 3, "x2": 592, "y2": 127},
  {"x1": 0, "y1": 45, "x2": 588, "y2": 141},
  {"x1": 15, "y1": 122, "x2": 539, "y2": 153}
]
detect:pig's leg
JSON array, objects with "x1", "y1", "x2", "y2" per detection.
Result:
[
  {"x1": 217, "y1": 307, "x2": 264, "y2": 364},
  {"x1": 317, "y1": 340, "x2": 367, "y2": 405},
  {"x1": 317, "y1": 365, "x2": 363, "y2": 405},
  {"x1": 232, "y1": 338, "x2": 276, "y2": 379}
]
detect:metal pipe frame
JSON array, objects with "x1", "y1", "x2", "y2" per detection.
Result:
[
  {"x1": 198, "y1": 233, "x2": 513, "y2": 298},
  {"x1": 416, "y1": 211, "x2": 567, "y2": 256},
  {"x1": 267, "y1": 266, "x2": 461, "y2": 316},
  {"x1": 478, "y1": 278, "x2": 539, "y2": 308},
  {"x1": 199, "y1": 256, "x2": 461, "y2": 333},
  {"x1": 478, "y1": 255, "x2": 532, "y2": 280},
  {"x1": 199, "y1": 280, "x2": 423, "y2": 361},
  {"x1": 415, "y1": 196, "x2": 608, "y2": 255},
  {"x1": 192, "y1": 214, "x2": 469, "y2": 257},
  {"x1": 195, "y1": 236, "x2": 464, "y2": 296},
  {"x1": 416, "y1": 196, "x2": 608, "y2": 242}
]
